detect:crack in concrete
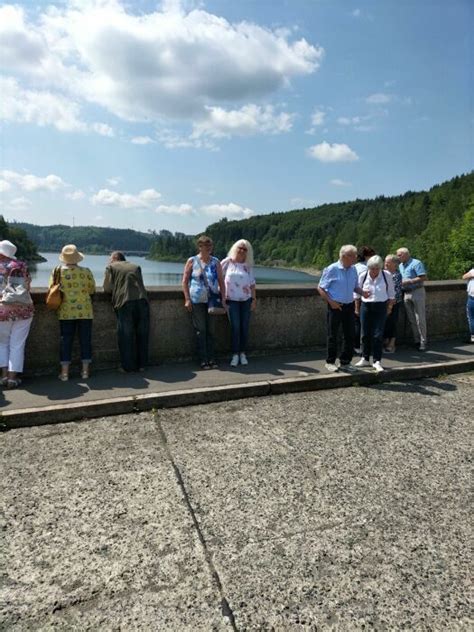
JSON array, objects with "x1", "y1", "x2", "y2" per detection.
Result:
[{"x1": 153, "y1": 411, "x2": 239, "y2": 631}]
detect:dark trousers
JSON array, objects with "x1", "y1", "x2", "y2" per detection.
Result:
[
  {"x1": 191, "y1": 303, "x2": 215, "y2": 364},
  {"x1": 116, "y1": 299, "x2": 150, "y2": 372},
  {"x1": 326, "y1": 303, "x2": 355, "y2": 365},
  {"x1": 227, "y1": 299, "x2": 252, "y2": 354},
  {"x1": 60, "y1": 319, "x2": 92, "y2": 364},
  {"x1": 384, "y1": 301, "x2": 401, "y2": 339},
  {"x1": 361, "y1": 301, "x2": 388, "y2": 362},
  {"x1": 354, "y1": 313, "x2": 362, "y2": 349}
]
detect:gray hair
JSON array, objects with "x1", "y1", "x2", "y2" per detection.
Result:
[
  {"x1": 385, "y1": 254, "x2": 400, "y2": 265},
  {"x1": 228, "y1": 239, "x2": 254, "y2": 266},
  {"x1": 367, "y1": 255, "x2": 384, "y2": 269},
  {"x1": 396, "y1": 247, "x2": 410, "y2": 257},
  {"x1": 339, "y1": 244, "x2": 357, "y2": 258}
]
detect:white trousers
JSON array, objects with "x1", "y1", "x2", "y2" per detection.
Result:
[
  {"x1": 404, "y1": 287, "x2": 427, "y2": 345},
  {"x1": 0, "y1": 317, "x2": 33, "y2": 373}
]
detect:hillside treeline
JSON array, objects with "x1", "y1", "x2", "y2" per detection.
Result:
[
  {"x1": 0, "y1": 216, "x2": 44, "y2": 261},
  {"x1": 11, "y1": 223, "x2": 154, "y2": 255},
  {"x1": 149, "y1": 172, "x2": 474, "y2": 280}
]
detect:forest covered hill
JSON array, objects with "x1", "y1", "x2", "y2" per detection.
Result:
[
  {"x1": 10, "y1": 223, "x2": 154, "y2": 255},
  {"x1": 149, "y1": 172, "x2": 474, "y2": 280}
]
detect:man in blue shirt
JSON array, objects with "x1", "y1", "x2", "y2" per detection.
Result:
[
  {"x1": 318, "y1": 245, "x2": 368, "y2": 372},
  {"x1": 396, "y1": 247, "x2": 428, "y2": 351}
]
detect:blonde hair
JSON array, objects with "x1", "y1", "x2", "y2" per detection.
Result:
[{"x1": 228, "y1": 239, "x2": 254, "y2": 266}]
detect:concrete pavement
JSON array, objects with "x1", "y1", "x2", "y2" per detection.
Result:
[
  {"x1": 1, "y1": 373, "x2": 472, "y2": 629},
  {"x1": 0, "y1": 340, "x2": 473, "y2": 428}
]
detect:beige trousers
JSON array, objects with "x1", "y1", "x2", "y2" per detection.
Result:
[{"x1": 404, "y1": 287, "x2": 427, "y2": 345}]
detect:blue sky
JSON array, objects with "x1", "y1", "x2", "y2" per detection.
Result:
[{"x1": 0, "y1": 0, "x2": 472, "y2": 234}]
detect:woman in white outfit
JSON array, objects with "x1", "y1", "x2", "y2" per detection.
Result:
[{"x1": 0, "y1": 240, "x2": 34, "y2": 389}]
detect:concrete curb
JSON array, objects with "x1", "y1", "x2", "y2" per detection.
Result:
[{"x1": 1, "y1": 359, "x2": 473, "y2": 430}]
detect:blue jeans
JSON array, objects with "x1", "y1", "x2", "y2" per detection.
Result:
[
  {"x1": 191, "y1": 303, "x2": 215, "y2": 364},
  {"x1": 116, "y1": 299, "x2": 150, "y2": 371},
  {"x1": 361, "y1": 301, "x2": 388, "y2": 362},
  {"x1": 467, "y1": 295, "x2": 474, "y2": 335},
  {"x1": 227, "y1": 299, "x2": 252, "y2": 354},
  {"x1": 60, "y1": 319, "x2": 92, "y2": 365}
]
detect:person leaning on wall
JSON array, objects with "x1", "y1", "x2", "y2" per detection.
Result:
[
  {"x1": 0, "y1": 240, "x2": 34, "y2": 389},
  {"x1": 396, "y1": 247, "x2": 428, "y2": 351},
  {"x1": 182, "y1": 235, "x2": 226, "y2": 370},
  {"x1": 221, "y1": 239, "x2": 257, "y2": 367},
  {"x1": 50, "y1": 244, "x2": 96, "y2": 381},
  {"x1": 103, "y1": 251, "x2": 150, "y2": 372}
]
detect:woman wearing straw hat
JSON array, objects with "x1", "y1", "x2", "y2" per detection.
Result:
[
  {"x1": 50, "y1": 245, "x2": 96, "y2": 381},
  {"x1": 0, "y1": 239, "x2": 34, "y2": 389}
]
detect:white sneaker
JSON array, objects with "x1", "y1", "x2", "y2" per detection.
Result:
[
  {"x1": 355, "y1": 358, "x2": 371, "y2": 367},
  {"x1": 354, "y1": 347, "x2": 361, "y2": 355},
  {"x1": 239, "y1": 353, "x2": 248, "y2": 366},
  {"x1": 471, "y1": 335, "x2": 474, "y2": 343},
  {"x1": 230, "y1": 354, "x2": 239, "y2": 367},
  {"x1": 373, "y1": 361, "x2": 384, "y2": 373},
  {"x1": 325, "y1": 363, "x2": 339, "y2": 373}
]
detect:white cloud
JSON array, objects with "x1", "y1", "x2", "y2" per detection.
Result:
[
  {"x1": 338, "y1": 116, "x2": 361, "y2": 125},
  {"x1": 352, "y1": 9, "x2": 361, "y2": 17},
  {"x1": 366, "y1": 93, "x2": 392, "y2": 104},
  {"x1": 192, "y1": 104, "x2": 294, "y2": 139},
  {"x1": 66, "y1": 189, "x2": 85, "y2": 200},
  {"x1": 6, "y1": 196, "x2": 32, "y2": 210},
  {"x1": 106, "y1": 177, "x2": 121, "y2": 186},
  {"x1": 0, "y1": 76, "x2": 86, "y2": 132},
  {"x1": 1, "y1": 1, "x2": 323, "y2": 132},
  {"x1": 155, "y1": 128, "x2": 218, "y2": 150},
  {"x1": 310, "y1": 109, "x2": 326, "y2": 127},
  {"x1": 307, "y1": 142, "x2": 359, "y2": 163},
  {"x1": 0, "y1": 179, "x2": 12, "y2": 192},
  {"x1": 330, "y1": 178, "x2": 351, "y2": 187},
  {"x1": 92, "y1": 188, "x2": 162, "y2": 209},
  {"x1": 91, "y1": 122, "x2": 114, "y2": 137},
  {"x1": 1, "y1": 169, "x2": 66, "y2": 191},
  {"x1": 155, "y1": 204, "x2": 194, "y2": 216},
  {"x1": 290, "y1": 197, "x2": 316, "y2": 207},
  {"x1": 201, "y1": 203, "x2": 254, "y2": 219},
  {"x1": 131, "y1": 136, "x2": 155, "y2": 145}
]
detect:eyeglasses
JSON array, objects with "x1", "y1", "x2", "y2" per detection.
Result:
[{"x1": 238, "y1": 246, "x2": 248, "y2": 252}]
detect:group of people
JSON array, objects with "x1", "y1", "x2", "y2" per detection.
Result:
[
  {"x1": 0, "y1": 236, "x2": 472, "y2": 387},
  {"x1": 318, "y1": 244, "x2": 429, "y2": 373}
]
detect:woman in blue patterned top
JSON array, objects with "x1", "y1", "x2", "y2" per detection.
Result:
[
  {"x1": 182, "y1": 235, "x2": 226, "y2": 369},
  {"x1": 383, "y1": 254, "x2": 403, "y2": 353}
]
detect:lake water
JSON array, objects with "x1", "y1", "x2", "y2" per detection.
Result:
[{"x1": 29, "y1": 253, "x2": 319, "y2": 288}]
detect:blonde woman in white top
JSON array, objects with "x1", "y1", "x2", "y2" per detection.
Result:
[
  {"x1": 221, "y1": 240, "x2": 256, "y2": 367},
  {"x1": 355, "y1": 255, "x2": 395, "y2": 373}
]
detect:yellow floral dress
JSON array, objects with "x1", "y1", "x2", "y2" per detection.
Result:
[{"x1": 50, "y1": 265, "x2": 96, "y2": 320}]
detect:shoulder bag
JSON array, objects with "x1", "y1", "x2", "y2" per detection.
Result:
[
  {"x1": 45, "y1": 266, "x2": 63, "y2": 311},
  {"x1": 1, "y1": 269, "x2": 33, "y2": 305}
]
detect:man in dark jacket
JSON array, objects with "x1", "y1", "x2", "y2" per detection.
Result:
[{"x1": 103, "y1": 252, "x2": 149, "y2": 372}]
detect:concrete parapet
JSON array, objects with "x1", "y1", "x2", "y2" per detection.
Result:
[{"x1": 26, "y1": 281, "x2": 468, "y2": 375}]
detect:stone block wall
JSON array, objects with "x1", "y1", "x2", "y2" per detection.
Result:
[{"x1": 25, "y1": 281, "x2": 468, "y2": 375}]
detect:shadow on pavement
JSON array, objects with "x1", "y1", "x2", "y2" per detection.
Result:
[{"x1": 369, "y1": 378, "x2": 458, "y2": 397}]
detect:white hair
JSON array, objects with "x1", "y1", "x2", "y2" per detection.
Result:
[
  {"x1": 367, "y1": 255, "x2": 383, "y2": 269},
  {"x1": 228, "y1": 239, "x2": 254, "y2": 266},
  {"x1": 385, "y1": 254, "x2": 400, "y2": 265},
  {"x1": 339, "y1": 244, "x2": 357, "y2": 258},
  {"x1": 396, "y1": 247, "x2": 410, "y2": 257}
]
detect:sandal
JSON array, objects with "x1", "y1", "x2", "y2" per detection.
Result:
[
  {"x1": 200, "y1": 362, "x2": 210, "y2": 370},
  {"x1": 58, "y1": 373, "x2": 69, "y2": 382},
  {"x1": 0, "y1": 376, "x2": 8, "y2": 388},
  {"x1": 208, "y1": 361, "x2": 219, "y2": 369},
  {"x1": 81, "y1": 371, "x2": 90, "y2": 379},
  {"x1": 7, "y1": 378, "x2": 22, "y2": 389}
]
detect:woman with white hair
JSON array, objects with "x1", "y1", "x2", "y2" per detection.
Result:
[
  {"x1": 0, "y1": 240, "x2": 34, "y2": 388},
  {"x1": 221, "y1": 239, "x2": 256, "y2": 367},
  {"x1": 50, "y1": 244, "x2": 95, "y2": 381},
  {"x1": 355, "y1": 255, "x2": 395, "y2": 373}
]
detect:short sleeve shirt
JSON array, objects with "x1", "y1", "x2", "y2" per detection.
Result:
[
  {"x1": 221, "y1": 258, "x2": 256, "y2": 301},
  {"x1": 52, "y1": 265, "x2": 96, "y2": 320},
  {"x1": 319, "y1": 261, "x2": 359, "y2": 304},
  {"x1": 467, "y1": 269, "x2": 474, "y2": 297},
  {"x1": 188, "y1": 256, "x2": 220, "y2": 304},
  {"x1": 399, "y1": 257, "x2": 426, "y2": 290}
]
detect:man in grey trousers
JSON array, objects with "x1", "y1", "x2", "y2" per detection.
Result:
[{"x1": 397, "y1": 247, "x2": 428, "y2": 351}]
